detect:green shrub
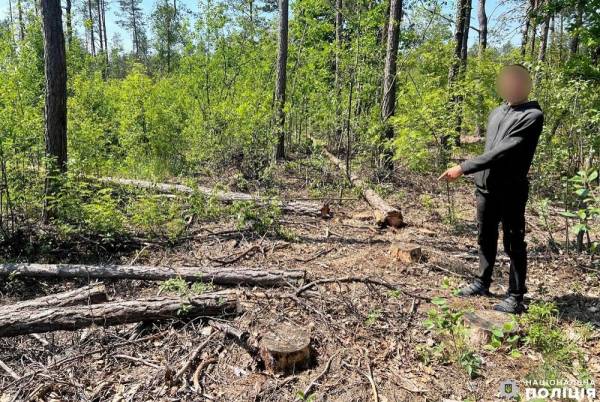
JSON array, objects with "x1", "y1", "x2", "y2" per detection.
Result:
[{"x1": 129, "y1": 195, "x2": 185, "y2": 239}]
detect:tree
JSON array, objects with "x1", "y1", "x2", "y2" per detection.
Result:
[
  {"x1": 381, "y1": 0, "x2": 402, "y2": 170},
  {"x1": 87, "y1": 0, "x2": 96, "y2": 55},
  {"x1": 274, "y1": 0, "x2": 288, "y2": 160},
  {"x1": 17, "y1": 0, "x2": 25, "y2": 41},
  {"x1": 117, "y1": 0, "x2": 146, "y2": 60},
  {"x1": 461, "y1": 0, "x2": 472, "y2": 66},
  {"x1": 529, "y1": 0, "x2": 539, "y2": 57},
  {"x1": 151, "y1": 0, "x2": 183, "y2": 73},
  {"x1": 478, "y1": 0, "x2": 487, "y2": 56},
  {"x1": 101, "y1": 0, "x2": 109, "y2": 67},
  {"x1": 334, "y1": 0, "x2": 343, "y2": 147},
  {"x1": 446, "y1": 0, "x2": 471, "y2": 148},
  {"x1": 538, "y1": 0, "x2": 551, "y2": 61},
  {"x1": 65, "y1": 0, "x2": 73, "y2": 46},
  {"x1": 448, "y1": 0, "x2": 468, "y2": 84},
  {"x1": 569, "y1": 0, "x2": 582, "y2": 57},
  {"x1": 41, "y1": 0, "x2": 68, "y2": 218},
  {"x1": 521, "y1": 0, "x2": 533, "y2": 57}
]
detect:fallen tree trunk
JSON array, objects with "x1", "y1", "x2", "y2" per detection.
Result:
[
  {"x1": 0, "y1": 291, "x2": 239, "y2": 337},
  {"x1": 0, "y1": 263, "x2": 305, "y2": 287},
  {"x1": 311, "y1": 139, "x2": 403, "y2": 227},
  {"x1": 0, "y1": 283, "x2": 107, "y2": 314},
  {"x1": 97, "y1": 177, "x2": 331, "y2": 218}
]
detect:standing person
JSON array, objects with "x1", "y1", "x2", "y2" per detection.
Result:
[{"x1": 438, "y1": 64, "x2": 544, "y2": 314}]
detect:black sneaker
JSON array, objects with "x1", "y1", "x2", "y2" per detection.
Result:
[
  {"x1": 457, "y1": 281, "x2": 491, "y2": 297},
  {"x1": 493, "y1": 295, "x2": 525, "y2": 314}
]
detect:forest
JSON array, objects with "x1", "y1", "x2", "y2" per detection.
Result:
[{"x1": 0, "y1": 0, "x2": 599, "y2": 400}]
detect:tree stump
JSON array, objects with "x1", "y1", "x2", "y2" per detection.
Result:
[
  {"x1": 463, "y1": 310, "x2": 519, "y2": 347},
  {"x1": 389, "y1": 242, "x2": 422, "y2": 264},
  {"x1": 259, "y1": 323, "x2": 311, "y2": 374}
]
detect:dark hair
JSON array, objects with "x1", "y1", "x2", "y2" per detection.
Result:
[{"x1": 502, "y1": 63, "x2": 531, "y2": 74}]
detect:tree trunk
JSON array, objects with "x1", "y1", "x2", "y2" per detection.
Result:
[
  {"x1": 0, "y1": 292, "x2": 239, "y2": 337},
  {"x1": 101, "y1": 0, "x2": 109, "y2": 68},
  {"x1": 520, "y1": 0, "x2": 532, "y2": 57},
  {"x1": 131, "y1": 0, "x2": 140, "y2": 58},
  {"x1": 274, "y1": 0, "x2": 289, "y2": 160},
  {"x1": 260, "y1": 323, "x2": 311, "y2": 374},
  {"x1": 477, "y1": 0, "x2": 487, "y2": 57},
  {"x1": 0, "y1": 263, "x2": 306, "y2": 287},
  {"x1": 96, "y1": 0, "x2": 104, "y2": 55},
  {"x1": 460, "y1": 0, "x2": 471, "y2": 67},
  {"x1": 381, "y1": 0, "x2": 402, "y2": 170},
  {"x1": 65, "y1": 0, "x2": 72, "y2": 47},
  {"x1": 446, "y1": 0, "x2": 469, "y2": 148},
  {"x1": 569, "y1": 1, "x2": 582, "y2": 57},
  {"x1": 334, "y1": 0, "x2": 343, "y2": 149},
  {"x1": 8, "y1": 0, "x2": 14, "y2": 31},
  {"x1": 335, "y1": 0, "x2": 342, "y2": 87},
  {"x1": 311, "y1": 136, "x2": 403, "y2": 228},
  {"x1": 558, "y1": 12, "x2": 564, "y2": 62},
  {"x1": 448, "y1": 0, "x2": 467, "y2": 84},
  {"x1": 0, "y1": 283, "x2": 107, "y2": 314},
  {"x1": 41, "y1": 0, "x2": 68, "y2": 222},
  {"x1": 96, "y1": 177, "x2": 331, "y2": 218},
  {"x1": 87, "y1": 0, "x2": 96, "y2": 55},
  {"x1": 538, "y1": 3, "x2": 550, "y2": 62},
  {"x1": 17, "y1": 0, "x2": 25, "y2": 41},
  {"x1": 529, "y1": 0, "x2": 538, "y2": 58}
]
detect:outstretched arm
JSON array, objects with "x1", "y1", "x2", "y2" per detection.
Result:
[
  {"x1": 438, "y1": 112, "x2": 543, "y2": 182},
  {"x1": 459, "y1": 113, "x2": 543, "y2": 175}
]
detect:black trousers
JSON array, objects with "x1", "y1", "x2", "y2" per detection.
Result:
[{"x1": 475, "y1": 186, "x2": 529, "y2": 296}]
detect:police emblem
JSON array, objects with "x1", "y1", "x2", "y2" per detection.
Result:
[{"x1": 498, "y1": 379, "x2": 519, "y2": 399}]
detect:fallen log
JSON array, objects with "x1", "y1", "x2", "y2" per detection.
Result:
[
  {"x1": 0, "y1": 291, "x2": 239, "y2": 337},
  {"x1": 0, "y1": 283, "x2": 108, "y2": 314},
  {"x1": 309, "y1": 138, "x2": 403, "y2": 227},
  {"x1": 0, "y1": 263, "x2": 305, "y2": 287},
  {"x1": 97, "y1": 177, "x2": 331, "y2": 218}
]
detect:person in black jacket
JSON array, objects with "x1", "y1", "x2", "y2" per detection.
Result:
[{"x1": 438, "y1": 64, "x2": 544, "y2": 314}]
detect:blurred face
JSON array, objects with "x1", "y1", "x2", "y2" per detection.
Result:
[{"x1": 497, "y1": 66, "x2": 532, "y2": 105}]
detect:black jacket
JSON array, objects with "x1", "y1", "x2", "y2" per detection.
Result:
[{"x1": 460, "y1": 100, "x2": 544, "y2": 193}]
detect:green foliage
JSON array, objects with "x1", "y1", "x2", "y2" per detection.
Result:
[
  {"x1": 533, "y1": 68, "x2": 600, "y2": 194},
  {"x1": 159, "y1": 277, "x2": 214, "y2": 297},
  {"x1": 520, "y1": 302, "x2": 594, "y2": 396},
  {"x1": 423, "y1": 297, "x2": 482, "y2": 379},
  {"x1": 160, "y1": 276, "x2": 215, "y2": 315},
  {"x1": 294, "y1": 391, "x2": 316, "y2": 402},
  {"x1": 81, "y1": 189, "x2": 125, "y2": 237},
  {"x1": 365, "y1": 309, "x2": 382, "y2": 326},
  {"x1": 483, "y1": 318, "x2": 522, "y2": 358},
  {"x1": 1, "y1": 0, "x2": 598, "y2": 266},
  {"x1": 189, "y1": 189, "x2": 227, "y2": 222},
  {"x1": 520, "y1": 302, "x2": 576, "y2": 363},
  {"x1": 48, "y1": 174, "x2": 126, "y2": 239},
  {"x1": 129, "y1": 195, "x2": 185, "y2": 240},
  {"x1": 560, "y1": 168, "x2": 599, "y2": 252},
  {"x1": 232, "y1": 200, "x2": 284, "y2": 237}
]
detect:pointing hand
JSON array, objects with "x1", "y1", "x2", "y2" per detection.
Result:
[{"x1": 438, "y1": 165, "x2": 464, "y2": 182}]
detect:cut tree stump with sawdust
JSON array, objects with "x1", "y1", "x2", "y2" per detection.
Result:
[
  {"x1": 96, "y1": 177, "x2": 331, "y2": 218},
  {"x1": 260, "y1": 323, "x2": 311, "y2": 374},
  {"x1": 309, "y1": 136, "x2": 403, "y2": 228},
  {"x1": 0, "y1": 283, "x2": 108, "y2": 314},
  {"x1": 463, "y1": 310, "x2": 519, "y2": 347},
  {"x1": 0, "y1": 263, "x2": 305, "y2": 287},
  {"x1": 389, "y1": 242, "x2": 422, "y2": 263},
  {"x1": 0, "y1": 291, "x2": 239, "y2": 337}
]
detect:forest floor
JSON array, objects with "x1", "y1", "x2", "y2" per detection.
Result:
[{"x1": 0, "y1": 154, "x2": 599, "y2": 402}]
